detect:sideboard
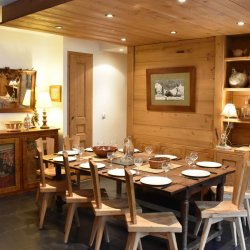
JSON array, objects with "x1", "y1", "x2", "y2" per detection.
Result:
[{"x1": 0, "y1": 128, "x2": 59, "y2": 196}]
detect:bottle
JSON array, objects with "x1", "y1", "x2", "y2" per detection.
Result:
[
  {"x1": 122, "y1": 136, "x2": 134, "y2": 163},
  {"x1": 23, "y1": 114, "x2": 31, "y2": 130}
]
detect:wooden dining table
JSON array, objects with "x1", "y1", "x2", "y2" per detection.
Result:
[{"x1": 43, "y1": 152, "x2": 235, "y2": 250}]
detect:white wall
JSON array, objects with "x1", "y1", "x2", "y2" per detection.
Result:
[
  {"x1": 0, "y1": 27, "x2": 127, "y2": 148},
  {"x1": 63, "y1": 37, "x2": 127, "y2": 147},
  {"x1": 0, "y1": 26, "x2": 64, "y2": 138}
]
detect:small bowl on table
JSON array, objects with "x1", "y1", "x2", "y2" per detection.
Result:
[
  {"x1": 5, "y1": 121, "x2": 23, "y2": 132},
  {"x1": 92, "y1": 146, "x2": 118, "y2": 158},
  {"x1": 148, "y1": 157, "x2": 170, "y2": 169}
]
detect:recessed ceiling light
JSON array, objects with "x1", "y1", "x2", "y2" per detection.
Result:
[
  {"x1": 105, "y1": 13, "x2": 113, "y2": 18},
  {"x1": 55, "y1": 26, "x2": 63, "y2": 29},
  {"x1": 119, "y1": 48, "x2": 124, "y2": 52},
  {"x1": 170, "y1": 31, "x2": 177, "y2": 35},
  {"x1": 237, "y1": 21, "x2": 245, "y2": 26},
  {"x1": 121, "y1": 38, "x2": 126, "y2": 42},
  {"x1": 178, "y1": 0, "x2": 186, "y2": 3}
]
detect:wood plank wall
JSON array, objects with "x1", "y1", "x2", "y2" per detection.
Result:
[{"x1": 127, "y1": 37, "x2": 216, "y2": 160}]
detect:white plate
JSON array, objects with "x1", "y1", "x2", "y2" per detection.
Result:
[
  {"x1": 79, "y1": 162, "x2": 105, "y2": 169},
  {"x1": 85, "y1": 147, "x2": 93, "y2": 152},
  {"x1": 196, "y1": 161, "x2": 222, "y2": 168},
  {"x1": 118, "y1": 148, "x2": 140, "y2": 153},
  {"x1": 182, "y1": 169, "x2": 210, "y2": 178},
  {"x1": 154, "y1": 154, "x2": 178, "y2": 160},
  {"x1": 140, "y1": 176, "x2": 172, "y2": 186},
  {"x1": 107, "y1": 168, "x2": 136, "y2": 177},
  {"x1": 57, "y1": 150, "x2": 79, "y2": 156},
  {"x1": 53, "y1": 156, "x2": 76, "y2": 162}
]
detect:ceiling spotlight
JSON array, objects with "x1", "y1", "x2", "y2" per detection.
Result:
[
  {"x1": 121, "y1": 37, "x2": 126, "y2": 42},
  {"x1": 105, "y1": 13, "x2": 113, "y2": 18},
  {"x1": 178, "y1": 0, "x2": 186, "y2": 3},
  {"x1": 237, "y1": 21, "x2": 245, "y2": 26},
  {"x1": 119, "y1": 48, "x2": 124, "y2": 52},
  {"x1": 55, "y1": 26, "x2": 63, "y2": 29},
  {"x1": 170, "y1": 30, "x2": 177, "y2": 34}
]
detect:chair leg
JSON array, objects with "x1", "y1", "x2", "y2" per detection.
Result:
[
  {"x1": 235, "y1": 217, "x2": 246, "y2": 250},
  {"x1": 131, "y1": 232, "x2": 141, "y2": 250},
  {"x1": 35, "y1": 188, "x2": 40, "y2": 204},
  {"x1": 229, "y1": 221, "x2": 238, "y2": 247},
  {"x1": 245, "y1": 198, "x2": 250, "y2": 230},
  {"x1": 74, "y1": 208, "x2": 80, "y2": 227},
  {"x1": 199, "y1": 218, "x2": 213, "y2": 250},
  {"x1": 167, "y1": 232, "x2": 178, "y2": 250},
  {"x1": 104, "y1": 225, "x2": 110, "y2": 243},
  {"x1": 125, "y1": 232, "x2": 135, "y2": 250},
  {"x1": 95, "y1": 216, "x2": 106, "y2": 250},
  {"x1": 193, "y1": 218, "x2": 202, "y2": 237},
  {"x1": 39, "y1": 193, "x2": 50, "y2": 229},
  {"x1": 137, "y1": 239, "x2": 143, "y2": 250},
  {"x1": 89, "y1": 216, "x2": 99, "y2": 246},
  {"x1": 64, "y1": 203, "x2": 76, "y2": 243}
]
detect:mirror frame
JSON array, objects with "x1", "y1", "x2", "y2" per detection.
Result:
[{"x1": 0, "y1": 68, "x2": 36, "y2": 113}]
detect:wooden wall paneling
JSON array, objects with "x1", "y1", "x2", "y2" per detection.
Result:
[
  {"x1": 127, "y1": 46, "x2": 135, "y2": 136},
  {"x1": 132, "y1": 37, "x2": 215, "y2": 151}
]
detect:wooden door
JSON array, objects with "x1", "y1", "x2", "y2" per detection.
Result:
[{"x1": 68, "y1": 52, "x2": 93, "y2": 147}]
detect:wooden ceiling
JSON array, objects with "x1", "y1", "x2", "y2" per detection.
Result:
[{"x1": 1, "y1": 0, "x2": 250, "y2": 46}]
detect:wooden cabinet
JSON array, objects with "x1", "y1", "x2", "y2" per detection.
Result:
[
  {"x1": 214, "y1": 148, "x2": 249, "y2": 186},
  {"x1": 0, "y1": 128, "x2": 59, "y2": 195}
]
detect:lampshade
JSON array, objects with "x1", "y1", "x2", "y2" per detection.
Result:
[
  {"x1": 22, "y1": 89, "x2": 31, "y2": 106},
  {"x1": 221, "y1": 103, "x2": 238, "y2": 118},
  {"x1": 36, "y1": 92, "x2": 52, "y2": 109}
]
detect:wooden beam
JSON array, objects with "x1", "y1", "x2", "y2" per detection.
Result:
[{"x1": 1, "y1": 0, "x2": 72, "y2": 23}]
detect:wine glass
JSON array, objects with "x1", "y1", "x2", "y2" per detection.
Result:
[
  {"x1": 134, "y1": 157, "x2": 143, "y2": 175},
  {"x1": 145, "y1": 146, "x2": 153, "y2": 161},
  {"x1": 107, "y1": 151, "x2": 115, "y2": 166},
  {"x1": 185, "y1": 155, "x2": 193, "y2": 168},
  {"x1": 162, "y1": 159, "x2": 171, "y2": 176},
  {"x1": 190, "y1": 152, "x2": 198, "y2": 167}
]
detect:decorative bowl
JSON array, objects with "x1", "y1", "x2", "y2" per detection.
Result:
[
  {"x1": 5, "y1": 121, "x2": 23, "y2": 132},
  {"x1": 92, "y1": 146, "x2": 118, "y2": 158},
  {"x1": 148, "y1": 157, "x2": 170, "y2": 169}
]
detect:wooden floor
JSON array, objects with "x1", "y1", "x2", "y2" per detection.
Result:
[{"x1": 0, "y1": 178, "x2": 250, "y2": 250}]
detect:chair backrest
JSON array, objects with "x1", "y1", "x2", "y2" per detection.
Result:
[
  {"x1": 125, "y1": 168, "x2": 137, "y2": 224},
  {"x1": 36, "y1": 146, "x2": 46, "y2": 187},
  {"x1": 62, "y1": 151, "x2": 73, "y2": 197},
  {"x1": 89, "y1": 159, "x2": 102, "y2": 209},
  {"x1": 64, "y1": 135, "x2": 80, "y2": 150},
  {"x1": 45, "y1": 137, "x2": 54, "y2": 155},
  {"x1": 232, "y1": 161, "x2": 250, "y2": 209}
]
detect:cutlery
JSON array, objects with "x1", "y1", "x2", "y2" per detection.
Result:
[
  {"x1": 222, "y1": 165, "x2": 230, "y2": 169},
  {"x1": 209, "y1": 171, "x2": 217, "y2": 174}
]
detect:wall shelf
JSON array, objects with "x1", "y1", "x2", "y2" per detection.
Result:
[
  {"x1": 224, "y1": 88, "x2": 250, "y2": 92},
  {"x1": 223, "y1": 118, "x2": 250, "y2": 124},
  {"x1": 225, "y1": 56, "x2": 250, "y2": 62}
]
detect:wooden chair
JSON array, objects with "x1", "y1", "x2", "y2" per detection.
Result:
[
  {"x1": 194, "y1": 161, "x2": 250, "y2": 250},
  {"x1": 62, "y1": 152, "x2": 108, "y2": 243},
  {"x1": 37, "y1": 147, "x2": 67, "y2": 229},
  {"x1": 124, "y1": 168, "x2": 182, "y2": 250},
  {"x1": 63, "y1": 135, "x2": 91, "y2": 186},
  {"x1": 88, "y1": 159, "x2": 142, "y2": 250}
]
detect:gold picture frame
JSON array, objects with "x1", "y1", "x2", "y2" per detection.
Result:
[
  {"x1": 146, "y1": 66, "x2": 196, "y2": 112},
  {"x1": 49, "y1": 85, "x2": 62, "y2": 102}
]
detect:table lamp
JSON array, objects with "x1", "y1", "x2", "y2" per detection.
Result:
[
  {"x1": 36, "y1": 92, "x2": 52, "y2": 129},
  {"x1": 220, "y1": 103, "x2": 238, "y2": 149}
]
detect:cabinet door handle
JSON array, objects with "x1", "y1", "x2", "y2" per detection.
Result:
[{"x1": 71, "y1": 116, "x2": 74, "y2": 120}]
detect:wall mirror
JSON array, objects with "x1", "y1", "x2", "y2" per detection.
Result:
[{"x1": 0, "y1": 68, "x2": 36, "y2": 112}]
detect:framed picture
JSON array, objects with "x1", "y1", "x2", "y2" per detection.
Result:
[
  {"x1": 146, "y1": 66, "x2": 196, "y2": 112},
  {"x1": 49, "y1": 85, "x2": 62, "y2": 102}
]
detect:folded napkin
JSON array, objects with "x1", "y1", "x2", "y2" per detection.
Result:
[{"x1": 133, "y1": 163, "x2": 182, "y2": 174}]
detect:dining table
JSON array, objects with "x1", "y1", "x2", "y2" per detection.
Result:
[{"x1": 43, "y1": 151, "x2": 235, "y2": 250}]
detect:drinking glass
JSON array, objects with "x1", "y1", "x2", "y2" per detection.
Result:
[
  {"x1": 190, "y1": 152, "x2": 198, "y2": 167},
  {"x1": 145, "y1": 146, "x2": 153, "y2": 161},
  {"x1": 185, "y1": 155, "x2": 193, "y2": 168},
  {"x1": 78, "y1": 147, "x2": 84, "y2": 160},
  {"x1": 134, "y1": 157, "x2": 143, "y2": 175},
  {"x1": 162, "y1": 159, "x2": 171, "y2": 176},
  {"x1": 107, "y1": 151, "x2": 115, "y2": 166}
]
